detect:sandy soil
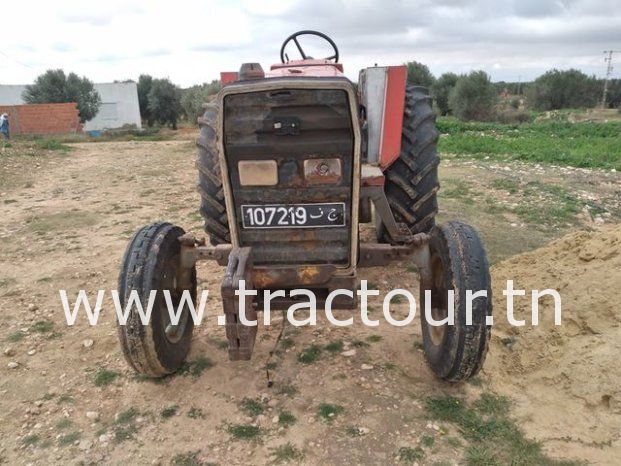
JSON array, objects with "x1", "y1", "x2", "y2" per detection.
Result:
[{"x1": 0, "y1": 140, "x2": 619, "y2": 465}]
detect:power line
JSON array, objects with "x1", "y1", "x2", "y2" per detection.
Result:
[{"x1": 601, "y1": 50, "x2": 621, "y2": 108}]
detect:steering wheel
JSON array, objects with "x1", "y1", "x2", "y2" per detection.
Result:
[{"x1": 280, "y1": 30, "x2": 339, "y2": 63}]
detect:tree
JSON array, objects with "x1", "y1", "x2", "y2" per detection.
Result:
[
  {"x1": 432, "y1": 72, "x2": 458, "y2": 115},
  {"x1": 180, "y1": 80, "x2": 221, "y2": 123},
  {"x1": 405, "y1": 61, "x2": 435, "y2": 89},
  {"x1": 137, "y1": 74, "x2": 154, "y2": 125},
  {"x1": 147, "y1": 78, "x2": 182, "y2": 129},
  {"x1": 527, "y1": 69, "x2": 600, "y2": 110},
  {"x1": 22, "y1": 69, "x2": 101, "y2": 122},
  {"x1": 448, "y1": 71, "x2": 497, "y2": 121}
]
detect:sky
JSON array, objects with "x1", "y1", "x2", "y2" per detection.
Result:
[{"x1": 2, "y1": 0, "x2": 620, "y2": 87}]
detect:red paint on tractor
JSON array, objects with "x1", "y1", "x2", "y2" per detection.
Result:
[
  {"x1": 379, "y1": 66, "x2": 407, "y2": 170},
  {"x1": 220, "y1": 71, "x2": 239, "y2": 85}
]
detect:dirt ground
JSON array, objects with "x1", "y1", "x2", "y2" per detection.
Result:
[{"x1": 0, "y1": 140, "x2": 619, "y2": 465}]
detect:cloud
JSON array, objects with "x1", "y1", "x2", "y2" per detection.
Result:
[{"x1": 1, "y1": 0, "x2": 618, "y2": 86}]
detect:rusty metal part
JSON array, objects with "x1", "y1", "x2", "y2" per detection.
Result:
[
  {"x1": 221, "y1": 247, "x2": 257, "y2": 361},
  {"x1": 361, "y1": 184, "x2": 413, "y2": 243},
  {"x1": 179, "y1": 233, "x2": 231, "y2": 268},
  {"x1": 238, "y1": 63, "x2": 265, "y2": 80},
  {"x1": 252, "y1": 264, "x2": 336, "y2": 288},
  {"x1": 256, "y1": 274, "x2": 358, "y2": 310},
  {"x1": 358, "y1": 232, "x2": 429, "y2": 267},
  {"x1": 216, "y1": 78, "x2": 361, "y2": 277}
]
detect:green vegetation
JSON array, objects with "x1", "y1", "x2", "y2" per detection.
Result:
[
  {"x1": 425, "y1": 394, "x2": 582, "y2": 465},
  {"x1": 57, "y1": 431, "x2": 81, "y2": 447},
  {"x1": 160, "y1": 405, "x2": 179, "y2": 419},
  {"x1": 22, "y1": 434, "x2": 40, "y2": 447},
  {"x1": 23, "y1": 69, "x2": 101, "y2": 122},
  {"x1": 187, "y1": 407, "x2": 204, "y2": 419},
  {"x1": 324, "y1": 340, "x2": 344, "y2": 353},
  {"x1": 93, "y1": 368, "x2": 119, "y2": 387},
  {"x1": 269, "y1": 442, "x2": 305, "y2": 464},
  {"x1": 55, "y1": 418, "x2": 73, "y2": 430},
  {"x1": 227, "y1": 423, "x2": 261, "y2": 440},
  {"x1": 239, "y1": 398, "x2": 265, "y2": 417},
  {"x1": 297, "y1": 344, "x2": 322, "y2": 364},
  {"x1": 317, "y1": 403, "x2": 344, "y2": 422},
  {"x1": 276, "y1": 382, "x2": 298, "y2": 397},
  {"x1": 438, "y1": 118, "x2": 621, "y2": 170},
  {"x1": 366, "y1": 334, "x2": 383, "y2": 343},
  {"x1": 277, "y1": 410, "x2": 297, "y2": 427},
  {"x1": 171, "y1": 450, "x2": 202, "y2": 466},
  {"x1": 34, "y1": 139, "x2": 72, "y2": 152},
  {"x1": 398, "y1": 446, "x2": 425, "y2": 464},
  {"x1": 113, "y1": 408, "x2": 140, "y2": 443},
  {"x1": 449, "y1": 71, "x2": 497, "y2": 121},
  {"x1": 7, "y1": 331, "x2": 24, "y2": 342},
  {"x1": 31, "y1": 320, "x2": 54, "y2": 333},
  {"x1": 178, "y1": 356, "x2": 213, "y2": 378}
]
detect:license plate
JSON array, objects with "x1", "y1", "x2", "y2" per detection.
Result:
[{"x1": 241, "y1": 203, "x2": 346, "y2": 229}]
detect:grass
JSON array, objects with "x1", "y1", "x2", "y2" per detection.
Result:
[
  {"x1": 22, "y1": 434, "x2": 40, "y2": 447},
  {"x1": 366, "y1": 334, "x2": 383, "y2": 343},
  {"x1": 56, "y1": 418, "x2": 73, "y2": 429},
  {"x1": 178, "y1": 356, "x2": 214, "y2": 378},
  {"x1": 425, "y1": 394, "x2": 583, "y2": 465},
  {"x1": 113, "y1": 407, "x2": 140, "y2": 443},
  {"x1": 317, "y1": 403, "x2": 344, "y2": 422},
  {"x1": 278, "y1": 410, "x2": 297, "y2": 427},
  {"x1": 187, "y1": 407, "x2": 204, "y2": 419},
  {"x1": 297, "y1": 344, "x2": 322, "y2": 364},
  {"x1": 6, "y1": 331, "x2": 24, "y2": 342},
  {"x1": 239, "y1": 398, "x2": 265, "y2": 417},
  {"x1": 269, "y1": 443, "x2": 305, "y2": 464},
  {"x1": 57, "y1": 431, "x2": 81, "y2": 447},
  {"x1": 93, "y1": 368, "x2": 119, "y2": 387},
  {"x1": 31, "y1": 320, "x2": 54, "y2": 333},
  {"x1": 324, "y1": 340, "x2": 344, "y2": 353},
  {"x1": 171, "y1": 450, "x2": 202, "y2": 466},
  {"x1": 34, "y1": 139, "x2": 72, "y2": 152},
  {"x1": 420, "y1": 434, "x2": 435, "y2": 448},
  {"x1": 398, "y1": 446, "x2": 425, "y2": 464},
  {"x1": 276, "y1": 382, "x2": 298, "y2": 397},
  {"x1": 160, "y1": 405, "x2": 179, "y2": 419},
  {"x1": 437, "y1": 118, "x2": 621, "y2": 170},
  {"x1": 227, "y1": 423, "x2": 261, "y2": 440}
]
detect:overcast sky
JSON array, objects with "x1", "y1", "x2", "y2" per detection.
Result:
[{"x1": 2, "y1": 0, "x2": 619, "y2": 87}]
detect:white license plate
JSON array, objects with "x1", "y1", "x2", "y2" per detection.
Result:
[{"x1": 241, "y1": 203, "x2": 346, "y2": 229}]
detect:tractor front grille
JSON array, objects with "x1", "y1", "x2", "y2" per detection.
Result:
[{"x1": 222, "y1": 85, "x2": 355, "y2": 266}]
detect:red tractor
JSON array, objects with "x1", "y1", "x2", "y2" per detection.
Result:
[{"x1": 117, "y1": 31, "x2": 491, "y2": 382}]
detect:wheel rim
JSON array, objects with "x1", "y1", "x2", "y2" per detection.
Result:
[
  {"x1": 162, "y1": 261, "x2": 190, "y2": 345},
  {"x1": 429, "y1": 254, "x2": 448, "y2": 346}
]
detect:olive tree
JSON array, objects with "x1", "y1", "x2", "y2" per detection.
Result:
[{"x1": 22, "y1": 69, "x2": 101, "y2": 122}]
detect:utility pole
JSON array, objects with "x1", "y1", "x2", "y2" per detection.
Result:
[{"x1": 601, "y1": 50, "x2": 621, "y2": 108}]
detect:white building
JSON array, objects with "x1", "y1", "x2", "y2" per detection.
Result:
[{"x1": 0, "y1": 82, "x2": 142, "y2": 132}]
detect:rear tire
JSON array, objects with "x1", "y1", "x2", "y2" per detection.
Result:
[
  {"x1": 420, "y1": 221, "x2": 492, "y2": 382},
  {"x1": 380, "y1": 86, "x2": 440, "y2": 242},
  {"x1": 117, "y1": 222, "x2": 197, "y2": 377},
  {"x1": 196, "y1": 103, "x2": 230, "y2": 245}
]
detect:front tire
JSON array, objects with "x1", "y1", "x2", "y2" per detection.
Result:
[
  {"x1": 420, "y1": 221, "x2": 492, "y2": 382},
  {"x1": 117, "y1": 222, "x2": 197, "y2": 377}
]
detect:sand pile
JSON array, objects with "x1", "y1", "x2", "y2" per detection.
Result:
[{"x1": 487, "y1": 225, "x2": 621, "y2": 461}]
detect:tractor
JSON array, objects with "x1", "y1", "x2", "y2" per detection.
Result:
[{"x1": 117, "y1": 30, "x2": 492, "y2": 382}]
